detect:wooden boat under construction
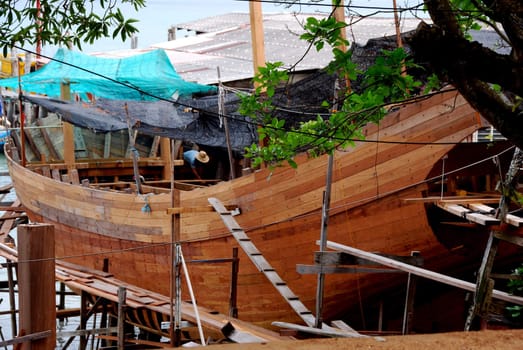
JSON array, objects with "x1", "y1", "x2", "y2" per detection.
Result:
[{"x1": 4, "y1": 88, "x2": 523, "y2": 332}]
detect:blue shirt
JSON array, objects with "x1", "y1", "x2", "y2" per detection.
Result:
[{"x1": 184, "y1": 150, "x2": 200, "y2": 168}]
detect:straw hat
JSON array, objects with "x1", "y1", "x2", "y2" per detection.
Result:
[{"x1": 196, "y1": 150, "x2": 210, "y2": 164}]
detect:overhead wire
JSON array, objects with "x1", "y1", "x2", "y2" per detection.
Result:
[
  {"x1": 235, "y1": 0, "x2": 490, "y2": 15},
  {"x1": 4, "y1": 43, "x2": 478, "y2": 147}
]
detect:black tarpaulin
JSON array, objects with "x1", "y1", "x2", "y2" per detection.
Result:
[{"x1": 23, "y1": 94, "x2": 258, "y2": 151}]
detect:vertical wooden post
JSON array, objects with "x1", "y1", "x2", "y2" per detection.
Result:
[
  {"x1": 315, "y1": 154, "x2": 334, "y2": 329},
  {"x1": 249, "y1": 0, "x2": 265, "y2": 77},
  {"x1": 117, "y1": 287, "x2": 126, "y2": 350},
  {"x1": 60, "y1": 81, "x2": 75, "y2": 168},
  {"x1": 169, "y1": 139, "x2": 182, "y2": 347},
  {"x1": 58, "y1": 283, "x2": 66, "y2": 312},
  {"x1": 249, "y1": 0, "x2": 267, "y2": 154},
  {"x1": 402, "y1": 251, "x2": 420, "y2": 334},
  {"x1": 160, "y1": 137, "x2": 171, "y2": 181},
  {"x1": 18, "y1": 224, "x2": 56, "y2": 350},
  {"x1": 6, "y1": 261, "x2": 17, "y2": 339},
  {"x1": 79, "y1": 291, "x2": 89, "y2": 350},
  {"x1": 229, "y1": 247, "x2": 239, "y2": 318},
  {"x1": 332, "y1": 1, "x2": 347, "y2": 52}
]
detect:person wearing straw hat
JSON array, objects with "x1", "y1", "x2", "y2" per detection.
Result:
[{"x1": 183, "y1": 149, "x2": 210, "y2": 180}]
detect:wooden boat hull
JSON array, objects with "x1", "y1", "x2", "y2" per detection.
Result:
[{"x1": 6, "y1": 90, "x2": 489, "y2": 328}]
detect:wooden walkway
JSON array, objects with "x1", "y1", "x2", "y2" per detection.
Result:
[
  {"x1": 0, "y1": 236, "x2": 292, "y2": 345},
  {"x1": 0, "y1": 184, "x2": 292, "y2": 345},
  {"x1": 52, "y1": 260, "x2": 291, "y2": 344}
]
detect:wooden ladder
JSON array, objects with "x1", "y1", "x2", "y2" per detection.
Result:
[
  {"x1": 208, "y1": 197, "x2": 318, "y2": 327},
  {"x1": 208, "y1": 198, "x2": 367, "y2": 338}
]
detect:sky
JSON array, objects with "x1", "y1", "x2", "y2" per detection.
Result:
[{"x1": 40, "y1": 0, "x2": 424, "y2": 56}]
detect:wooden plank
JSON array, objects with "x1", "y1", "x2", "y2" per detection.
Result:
[
  {"x1": 23, "y1": 128, "x2": 43, "y2": 161},
  {"x1": 73, "y1": 126, "x2": 88, "y2": 158},
  {"x1": 41, "y1": 165, "x2": 52, "y2": 178},
  {"x1": 468, "y1": 203, "x2": 523, "y2": 228},
  {"x1": 148, "y1": 136, "x2": 161, "y2": 158},
  {"x1": 0, "y1": 206, "x2": 26, "y2": 213},
  {"x1": 297, "y1": 264, "x2": 404, "y2": 274},
  {"x1": 330, "y1": 320, "x2": 358, "y2": 333},
  {"x1": 494, "y1": 231, "x2": 523, "y2": 247},
  {"x1": 51, "y1": 169, "x2": 61, "y2": 181},
  {"x1": 271, "y1": 322, "x2": 367, "y2": 338},
  {"x1": 0, "y1": 183, "x2": 13, "y2": 193},
  {"x1": 63, "y1": 121, "x2": 75, "y2": 167},
  {"x1": 404, "y1": 196, "x2": 501, "y2": 204},
  {"x1": 0, "y1": 330, "x2": 52, "y2": 347},
  {"x1": 172, "y1": 139, "x2": 183, "y2": 160},
  {"x1": 96, "y1": 335, "x2": 171, "y2": 348},
  {"x1": 36, "y1": 119, "x2": 61, "y2": 161},
  {"x1": 314, "y1": 251, "x2": 423, "y2": 267},
  {"x1": 436, "y1": 202, "x2": 499, "y2": 225},
  {"x1": 103, "y1": 133, "x2": 112, "y2": 158},
  {"x1": 69, "y1": 168, "x2": 80, "y2": 185},
  {"x1": 166, "y1": 205, "x2": 238, "y2": 215},
  {"x1": 325, "y1": 240, "x2": 523, "y2": 305}
]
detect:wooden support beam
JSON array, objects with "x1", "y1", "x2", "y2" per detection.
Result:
[
  {"x1": 160, "y1": 137, "x2": 171, "y2": 180},
  {"x1": 324, "y1": 240, "x2": 523, "y2": 306},
  {"x1": 402, "y1": 251, "x2": 420, "y2": 335},
  {"x1": 103, "y1": 133, "x2": 112, "y2": 158},
  {"x1": 0, "y1": 330, "x2": 52, "y2": 348},
  {"x1": 117, "y1": 287, "x2": 126, "y2": 350},
  {"x1": 314, "y1": 251, "x2": 423, "y2": 267},
  {"x1": 249, "y1": 0, "x2": 266, "y2": 78},
  {"x1": 61, "y1": 81, "x2": 75, "y2": 168},
  {"x1": 22, "y1": 128, "x2": 42, "y2": 161},
  {"x1": 18, "y1": 224, "x2": 56, "y2": 350},
  {"x1": 97, "y1": 334, "x2": 172, "y2": 348},
  {"x1": 149, "y1": 136, "x2": 161, "y2": 158},
  {"x1": 404, "y1": 196, "x2": 501, "y2": 204},
  {"x1": 166, "y1": 205, "x2": 239, "y2": 215},
  {"x1": 36, "y1": 119, "x2": 61, "y2": 161},
  {"x1": 493, "y1": 231, "x2": 523, "y2": 247},
  {"x1": 0, "y1": 206, "x2": 26, "y2": 213},
  {"x1": 297, "y1": 264, "x2": 405, "y2": 274}
]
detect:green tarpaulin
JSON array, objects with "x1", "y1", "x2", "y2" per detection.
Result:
[{"x1": 0, "y1": 48, "x2": 215, "y2": 101}]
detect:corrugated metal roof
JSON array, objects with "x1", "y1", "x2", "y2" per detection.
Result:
[{"x1": 94, "y1": 13, "x2": 423, "y2": 85}]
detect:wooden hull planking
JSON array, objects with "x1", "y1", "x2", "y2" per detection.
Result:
[{"x1": 6, "y1": 90, "x2": 487, "y2": 327}]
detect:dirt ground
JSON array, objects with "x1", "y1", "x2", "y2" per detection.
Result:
[{"x1": 204, "y1": 329, "x2": 523, "y2": 349}]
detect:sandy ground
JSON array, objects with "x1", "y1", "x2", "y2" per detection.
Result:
[{"x1": 203, "y1": 329, "x2": 523, "y2": 349}]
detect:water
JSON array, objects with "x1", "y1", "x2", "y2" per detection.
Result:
[{"x1": 0, "y1": 154, "x2": 85, "y2": 349}]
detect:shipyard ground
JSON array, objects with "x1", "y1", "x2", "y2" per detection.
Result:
[{"x1": 202, "y1": 329, "x2": 522, "y2": 349}]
